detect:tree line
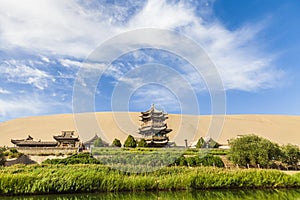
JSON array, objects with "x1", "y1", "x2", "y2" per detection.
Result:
[
  {"x1": 93, "y1": 135, "x2": 147, "y2": 148},
  {"x1": 228, "y1": 134, "x2": 300, "y2": 169}
]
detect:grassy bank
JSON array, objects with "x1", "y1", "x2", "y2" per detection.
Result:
[
  {"x1": 43, "y1": 152, "x2": 225, "y2": 170},
  {"x1": 0, "y1": 165, "x2": 300, "y2": 195},
  {"x1": 2, "y1": 189, "x2": 300, "y2": 200}
]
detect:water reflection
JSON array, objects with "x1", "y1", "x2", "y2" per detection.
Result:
[{"x1": 3, "y1": 189, "x2": 300, "y2": 200}]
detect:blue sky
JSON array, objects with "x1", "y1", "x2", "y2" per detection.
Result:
[{"x1": 0, "y1": 0, "x2": 299, "y2": 122}]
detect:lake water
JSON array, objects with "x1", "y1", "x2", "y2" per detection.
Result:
[{"x1": 2, "y1": 189, "x2": 300, "y2": 200}]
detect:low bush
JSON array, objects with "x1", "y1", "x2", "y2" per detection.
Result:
[
  {"x1": 112, "y1": 138, "x2": 122, "y2": 147},
  {"x1": 124, "y1": 135, "x2": 137, "y2": 148},
  {"x1": 42, "y1": 153, "x2": 100, "y2": 165},
  {"x1": 2, "y1": 148, "x2": 23, "y2": 159},
  {"x1": 174, "y1": 155, "x2": 224, "y2": 168}
]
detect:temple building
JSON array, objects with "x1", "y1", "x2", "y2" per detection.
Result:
[
  {"x1": 11, "y1": 131, "x2": 80, "y2": 148},
  {"x1": 11, "y1": 135, "x2": 58, "y2": 147},
  {"x1": 53, "y1": 131, "x2": 80, "y2": 148},
  {"x1": 139, "y1": 104, "x2": 172, "y2": 147},
  {"x1": 83, "y1": 134, "x2": 109, "y2": 149}
]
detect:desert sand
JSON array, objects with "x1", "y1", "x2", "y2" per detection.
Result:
[{"x1": 1, "y1": 112, "x2": 300, "y2": 147}]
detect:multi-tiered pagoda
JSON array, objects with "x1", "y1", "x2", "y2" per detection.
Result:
[{"x1": 139, "y1": 104, "x2": 172, "y2": 147}]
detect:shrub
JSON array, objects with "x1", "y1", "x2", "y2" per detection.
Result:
[
  {"x1": 2, "y1": 148, "x2": 22, "y2": 159},
  {"x1": 0, "y1": 147, "x2": 5, "y2": 166},
  {"x1": 112, "y1": 138, "x2": 122, "y2": 147},
  {"x1": 196, "y1": 137, "x2": 205, "y2": 148},
  {"x1": 174, "y1": 155, "x2": 224, "y2": 168},
  {"x1": 137, "y1": 139, "x2": 148, "y2": 147},
  {"x1": 124, "y1": 135, "x2": 137, "y2": 148},
  {"x1": 42, "y1": 153, "x2": 100, "y2": 164},
  {"x1": 10, "y1": 148, "x2": 18, "y2": 154}
]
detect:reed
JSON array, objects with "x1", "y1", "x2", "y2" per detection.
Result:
[{"x1": 0, "y1": 165, "x2": 299, "y2": 195}]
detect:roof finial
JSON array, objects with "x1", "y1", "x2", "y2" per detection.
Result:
[{"x1": 151, "y1": 103, "x2": 155, "y2": 110}]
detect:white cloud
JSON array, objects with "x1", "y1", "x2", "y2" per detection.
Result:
[
  {"x1": 59, "y1": 59, "x2": 82, "y2": 68},
  {"x1": 0, "y1": 0, "x2": 125, "y2": 57},
  {"x1": 0, "y1": 60, "x2": 51, "y2": 90},
  {"x1": 117, "y1": 76, "x2": 144, "y2": 89},
  {"x1": 0, "y1": 97, "x2": 45, "y2": 121},
  {"x1": 182, "y1": 21, "x2": 281, "y2": 91},
  {"x1": 128, "y1": 0, "x2": 196, "y2": 29},
  {"x1": 0, "y1": 0, "x2": 283, "y2": 93},
  {"x1": 59, "y1": 58, "x2": 107, "y2": 70},
  {"x1": 130, "y1": 85, "x2": 180, "y2": 112},
  {"x1": 0, "y1": 88, "x2": 10, "y2": 94},
  {"x1": 41, "y1": 56, "x2": 50, "y2": 63},
  {"x1": 0, "y1": 95, "x2": 71, "y2": 122}
]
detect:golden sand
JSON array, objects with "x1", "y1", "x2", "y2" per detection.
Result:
[{"x1": 1, "y1": 112, "x2": 300, "y2": 147}]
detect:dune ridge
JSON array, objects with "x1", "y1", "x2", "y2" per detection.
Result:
[{"x1": 1, "y1": 112, "x2": 300, "y2": 147}]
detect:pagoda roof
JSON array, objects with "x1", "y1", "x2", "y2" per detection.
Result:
[
  {"x1": 140, "y1": 105, "x2": 168, "y2": 123},
  {"x1": 83, "y1": 134, "x2": 99, "y2": 144},
  {"x1": 12, "y1": 140, "x2": 58, "y2": 147},
  {"x1": 140, "y1": 115, "x2": 151, "y2": 119},
  {"x1": 139, "y1": 126, "x2": 152, "y2": 131},
  {"x1": 150, "y1": 140, "x2": 168, "y2": 144},
  {"x1": 152, "y1": 126, "x2": 166, "y2": 131},
  {"x1": 141, "y1": 104, "x2": 166, "y2": 115},
  {"x1": 11, "y1": 136, "x2": 58, "y2": 147},
  {"x1": 53, "y1": 130, "x2": 79, "y2": 141},
  {"x1": 53, "y1": 135, "x2": 79, "y2": 141},
  {"x1": 151, "y1": 113, "x2": 166, "y2": 117},
  {"x1": 26, "y1": 135, "x2": 33, "y2": 140},
  {"x1": 139, "y1": 126, "x2": 167, "y2": 132},
  {"x1": 11, "y1": 139, "x2": 25, "y2": 145},
  {"x1": 11, "y1": 135, "x2": 38, "y2": 144},
  {"x1": 144, "y1": 135, "x2": 169, "y2": 146}
]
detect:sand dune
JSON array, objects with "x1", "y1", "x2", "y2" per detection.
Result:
[{"x1": 1, "y1": 112, "x2": 300, "y2": 147}]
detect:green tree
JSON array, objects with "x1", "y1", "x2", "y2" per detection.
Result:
[
  {"x1": 228, "y1": 134, "x2": 280, "y2": 168},
  {"x1": 196, "y1": 137, "x2": 205, "y2": 148},
  {"x1": 124, "y1": 135, "x2": 137, "y2": 148},
  {"x1": 112, "y1": 138, "x2": 122, "y2": 147},
  {"x1": 281, "y1": 144, "x2": 300, "y2": 168},
  {"x1": 137, "y1": 138, "x2": 148, "y2": 147},
  {"x1": 0, "y1": 147, "x2": 6, "y2": 166},
  {"x1": 93, "y1": 138, "x2": 105, "y2": 147}
]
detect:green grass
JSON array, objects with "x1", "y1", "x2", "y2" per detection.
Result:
[
  {"x1": 43, "y1": 151, "x2": 224, "y2": 171},
  {"x1": 43, "y1": 153, "x2": 101, "y2": 164},
  {"x1": 0, "y1": 165, "x2": 299, "y2": 195},
  {"x1": 92, "y1": 147, "x2": 228, "y2": 156},
  {"x1": 292, "y1": 172, "x2": 300, "y2": 181},
  {"x1": 3, "y1": 189, "x2": 300, "y2": 200}
]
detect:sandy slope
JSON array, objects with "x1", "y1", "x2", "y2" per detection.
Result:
[{"x1": 1, "y1": 112, "x2": 300, "y2": 147}]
